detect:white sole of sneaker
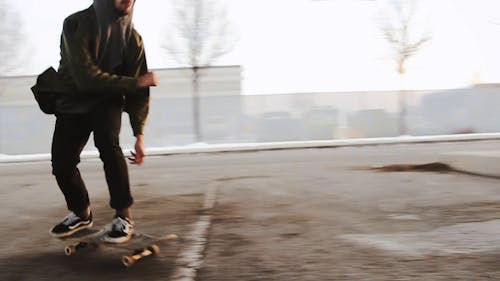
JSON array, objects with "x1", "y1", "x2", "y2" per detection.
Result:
[
  {"x1": 49, "y1": 221, "x2": 94, "y2": 238},
  {"x1": 102, "y1": 234, "x2": 133, "y2": 244}
]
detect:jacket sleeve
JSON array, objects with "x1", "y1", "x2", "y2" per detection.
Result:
[
  {"x1": 123, "y1": 31, "x2": 150, "y2": 136},
  {"x1": 61, "y1": 16, "x2": 138, "y2": 95}
]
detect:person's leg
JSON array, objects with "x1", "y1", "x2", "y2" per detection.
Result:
[
  {"x1": 92, "y1": 100, "x2": 135, "y2": 243},
  {"x1": 51, "y1": 113, "x2": 92, "y2": 217},
  {"x1": 91, "y1": 101, "x2": 133, "y2": 218},
  {"x1": 50, "y1": 113, "x2": 93, "y2": 237}
]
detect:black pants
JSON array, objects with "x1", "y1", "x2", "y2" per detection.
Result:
[{"x1": 51, "y1": 100, "x2": 133, "y2": 214}]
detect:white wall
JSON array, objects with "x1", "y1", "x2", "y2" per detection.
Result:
[{"x1": 1, "y1": 68, "x2": 499, "y2": 155}]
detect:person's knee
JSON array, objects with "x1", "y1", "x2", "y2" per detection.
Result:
[
  {"x1": 96, "y1": 142, "x2": 123, "y2": 159},
  {"x1": 52, "y1": 151, "x2": 81, "y2": 174},
  {"x1": 96, "y1": 144, "x2": 124, "y2": 166},
  {"x1": 94, "y1": 133, "x2": 120, "y2": 151},
  {"x1": 52, "y1": 163, "x2": 77, "y2": 178}
]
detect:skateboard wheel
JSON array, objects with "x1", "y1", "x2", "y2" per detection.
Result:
[
  {"x1": 122, "y1": 255, "x2": 135, "y2": 267},
  {"x1": 166, "y1": 234, "x2": 178, "y2": 240},
  {"x1": 65, "y1": 246, "x2": 76, "y2": 256},
  {"x1": 148, "y1": 244, "x2": 160, "y2": 255}
]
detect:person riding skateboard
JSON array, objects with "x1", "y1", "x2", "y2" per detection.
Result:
[{"x1": 48, "y1": 0, "x2": 158, "y2": 243}]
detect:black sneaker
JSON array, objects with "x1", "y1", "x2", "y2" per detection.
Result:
[
  {"x1": 103, "y1": 216, "x2": 134, "y2": 243},
  {"x1": 49, "y1": 212, "x2": 93, "y2": 238}
]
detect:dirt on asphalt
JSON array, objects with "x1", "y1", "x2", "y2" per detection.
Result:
[{"x1": 0, "y1": 193, "x2": 203, "y2": 281}]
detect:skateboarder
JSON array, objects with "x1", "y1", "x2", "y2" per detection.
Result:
[{"x1": 48, "y1": 0, "x2": 158, "y2": 243}]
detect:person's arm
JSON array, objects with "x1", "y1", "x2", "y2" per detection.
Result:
[
  {"x1": 124, "y1": 30, "x2": 158, "y2": 165},
  {"x1": 61, "y1": 15, "x2": 137, "y2": 95},
  {"x1": 128, "y1": 134, "x2": 145, "y2": 165},
  {"x1": 123, "y1": 30, "x2": 154, "y2": 137}
]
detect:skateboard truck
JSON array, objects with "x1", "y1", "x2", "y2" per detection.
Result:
[
  {"x1": 121, "y1": 244, "x2": 160, "y2": 267},
  {"x1": 65, "y1": 241, "x2": 92, "y2": 256},
  {"x1": 60, "y1": 231, "x2": 178, "y2": 267}
]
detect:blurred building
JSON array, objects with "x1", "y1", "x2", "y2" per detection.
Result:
[
  {"x1": 1, "y1": 69, "x2": 500, "y2": 155},
  {"x1": 0, "y1": 66, "x2": 243, "y2": 154},
  {"x1": 407, "y1": 84, "x2": 500, "y2": 135},
  {"x1": 144, "y1": 66, "x2": 243, "y2": 146}
]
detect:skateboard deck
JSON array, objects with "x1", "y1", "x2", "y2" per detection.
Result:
[{"x1": 57, "y1": 228, "x2": 178, "y2": 267}]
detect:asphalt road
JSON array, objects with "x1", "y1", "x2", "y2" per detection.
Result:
[{"x1": 1, "y1": 140, "x2": 500, "y2": 280}]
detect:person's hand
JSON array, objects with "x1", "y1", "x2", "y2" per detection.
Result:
[
  {"x1": 136, "y1": 72, "x2": 159, "y2": 88},
  {"x1": 128, "y1": 134, "x2": 145, "y2": 165}
]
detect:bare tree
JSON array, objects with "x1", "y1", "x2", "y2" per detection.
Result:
[
  {"x1": 379, "y1": 0, "x2": 431, "y2": 135},
  {"x1": 0, "y1": 0, "x2": 24, "y2": 75},
  {"x1": 163, "y1": 0, "x2": 235, "y2": 143}
]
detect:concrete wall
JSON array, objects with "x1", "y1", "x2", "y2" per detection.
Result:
[
  {"x1": 0, "y1": 66, "x2": 243, "y2": 154},
  {"x1": 1, "y1": 67, "x2": 500, "y2": 155}
]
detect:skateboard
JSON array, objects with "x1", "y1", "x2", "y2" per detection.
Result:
[{"x1": 57, "y1": 228, "x2": 178, "y2": 267}]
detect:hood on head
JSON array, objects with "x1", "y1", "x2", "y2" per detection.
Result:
[{"x1": 93, "y1": 0, "x2": 135, "y2": 71}]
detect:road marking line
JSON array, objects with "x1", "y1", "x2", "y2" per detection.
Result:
[{"x1": 172, "y1": 184, "x2": 217, "y2": 281}]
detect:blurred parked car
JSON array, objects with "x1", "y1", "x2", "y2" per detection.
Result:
[{"x1": 256, "y1": 111, "x2": 302, "y2": 142}]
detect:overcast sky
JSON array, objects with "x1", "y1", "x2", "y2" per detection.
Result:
[{"x1": 6, "y1": 0, "x2": 500, "y2": 94}]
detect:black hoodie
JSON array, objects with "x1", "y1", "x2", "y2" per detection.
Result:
[{"x1": 56, "y1": 1, "x2": 149, "y2": 136}]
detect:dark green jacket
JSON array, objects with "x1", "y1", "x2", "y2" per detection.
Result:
[{"x1": 56, "y1": 6, "x2": 149, "y2": 136}]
